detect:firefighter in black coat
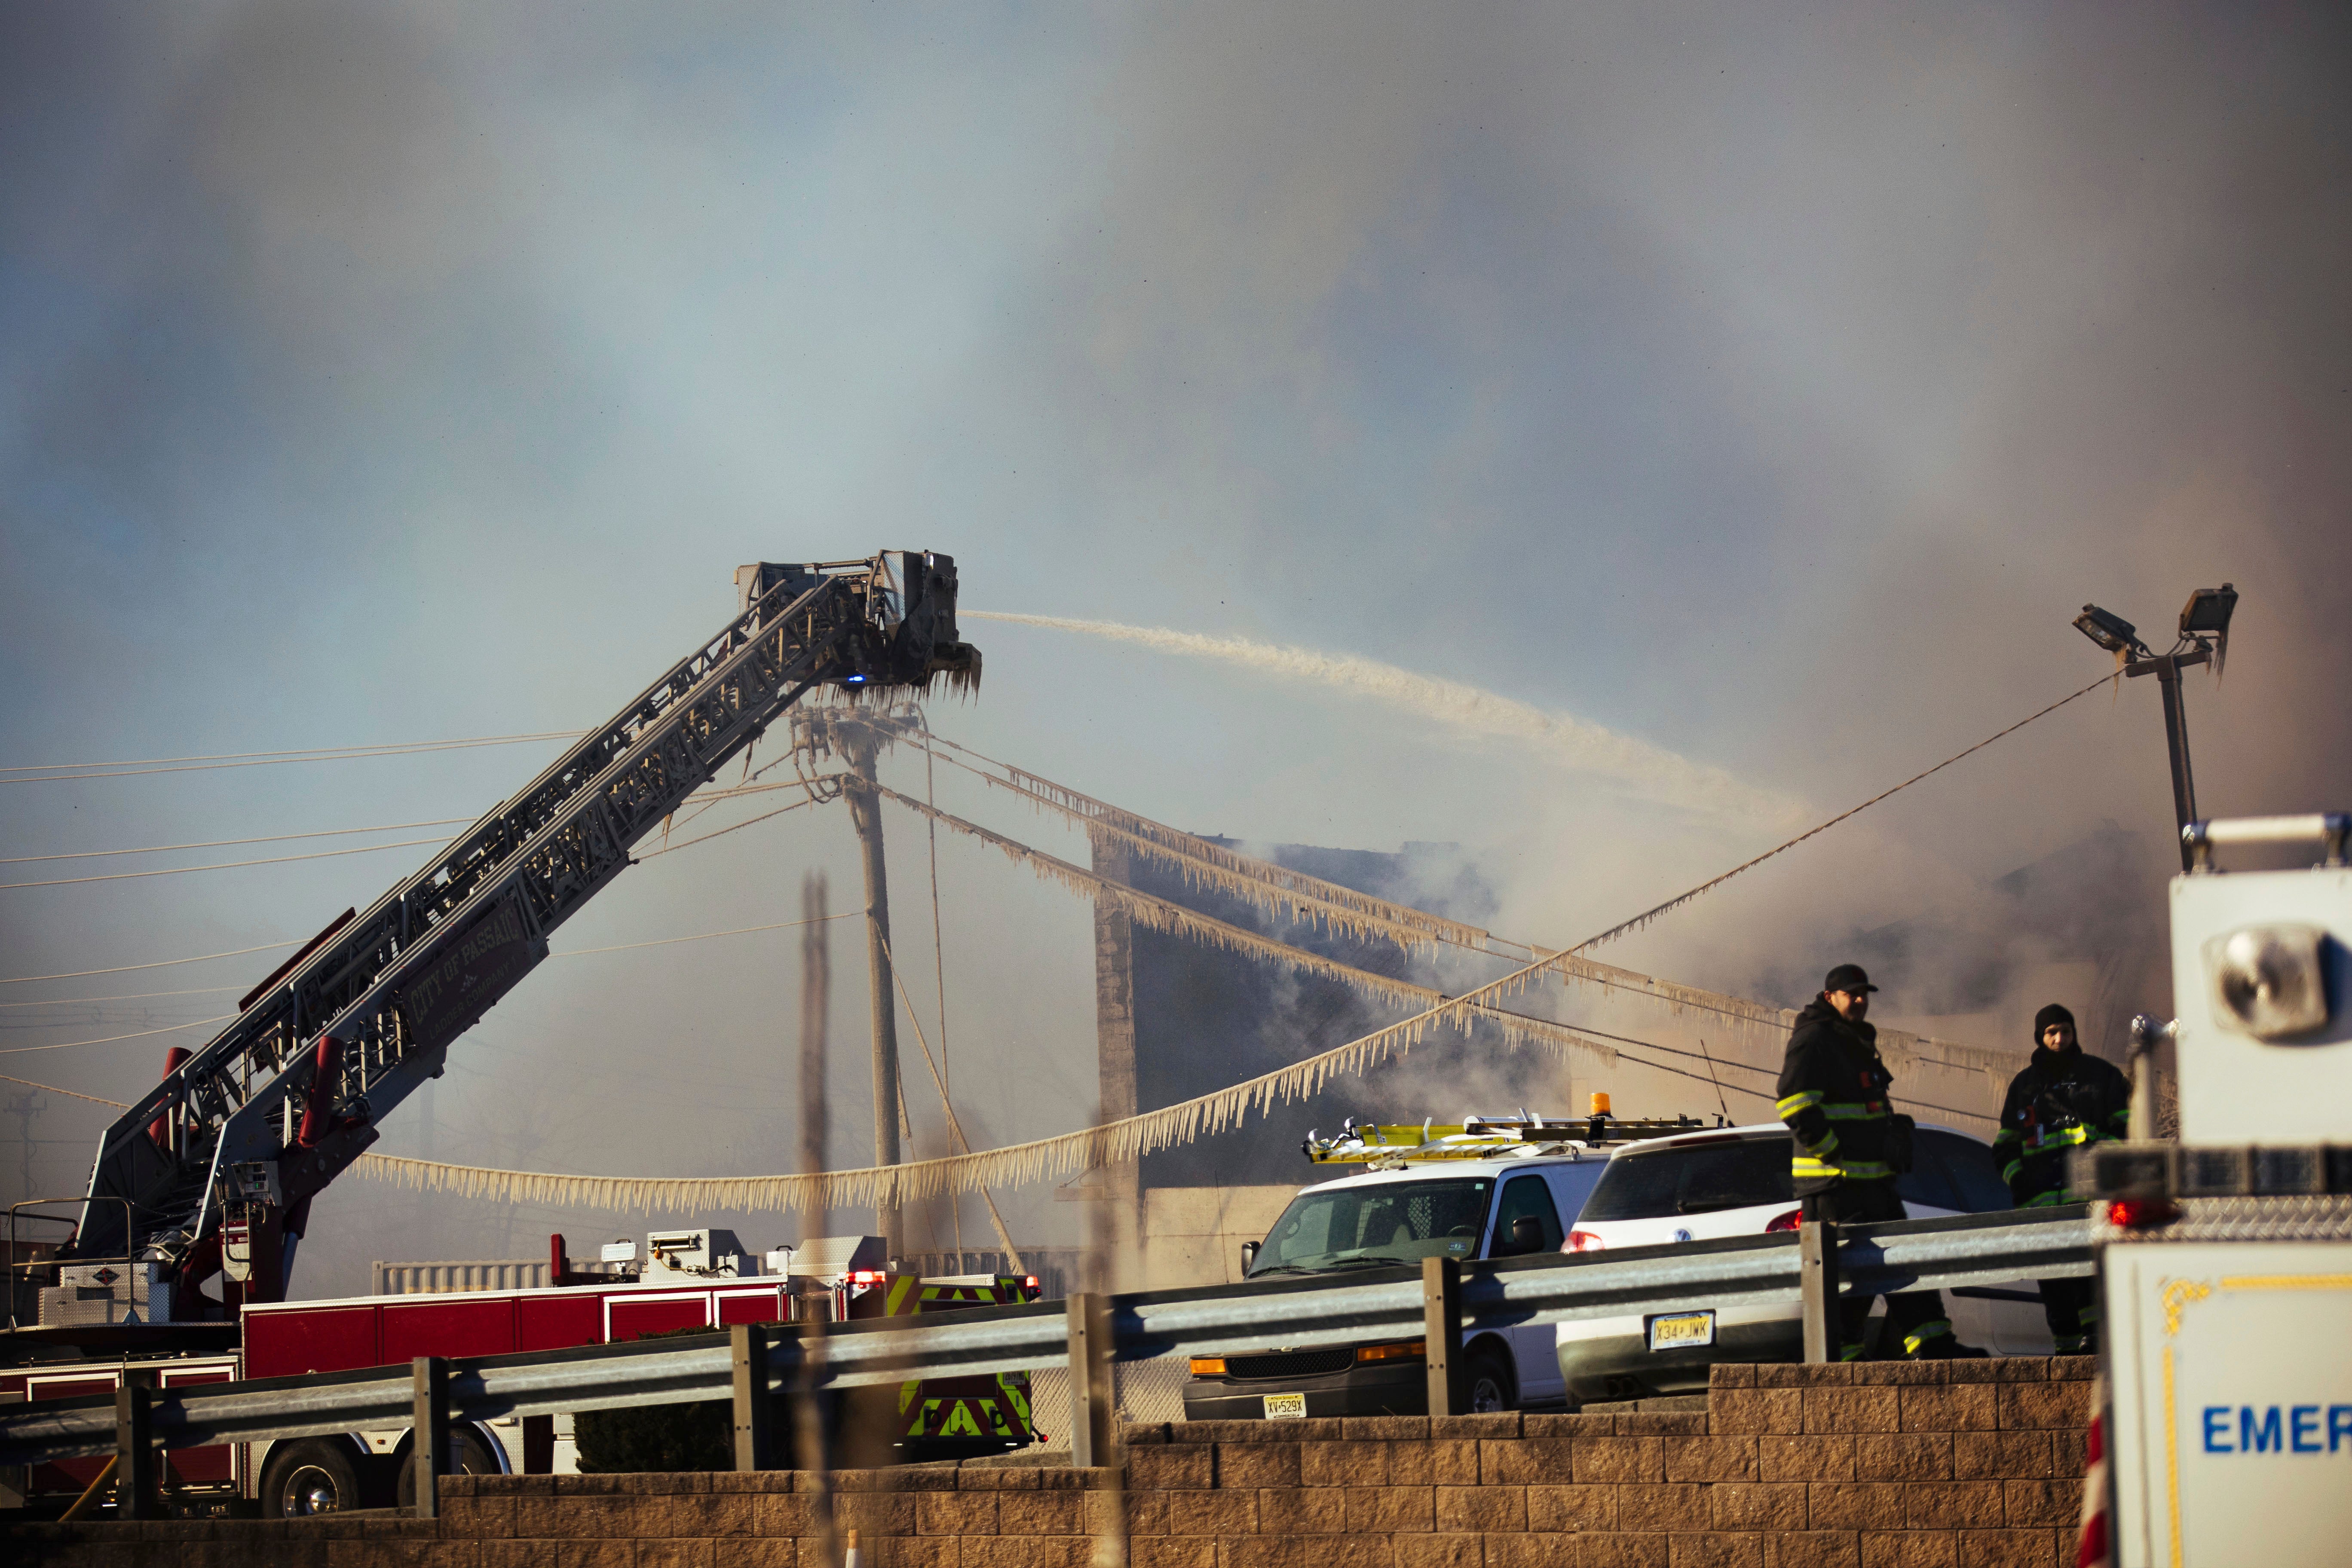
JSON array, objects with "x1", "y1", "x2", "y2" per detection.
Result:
[
  {"x1": 1775, "y1": 963, "x2": 1984, "y2": 1361},
  {"x1": 1996, "y1": 1003, "x2": 2130, "y2": 1354}
]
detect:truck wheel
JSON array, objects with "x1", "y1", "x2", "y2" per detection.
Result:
[
  {"x1": 261, "y1": 1439, "x2": 362, "y2": 1517},
  {"x1": 1464, "y1": 1348, "x2": 1516, "y2": 1413},
  {"x1": 396, "y1": 1427, "x2": 502, "y2": 1508}
]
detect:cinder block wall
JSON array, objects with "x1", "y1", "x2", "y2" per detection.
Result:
[{"x1": 2, "y1": 1358, "x2": 2095, "y2": 1568}]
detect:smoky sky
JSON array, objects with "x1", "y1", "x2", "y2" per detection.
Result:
[{"x1": 3, "y1": 3, "x2": 2348, "y2": 1291}]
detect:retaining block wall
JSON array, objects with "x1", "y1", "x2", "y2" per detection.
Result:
[{"x1": 3, "y1": 1358, "x2": 2095, "y2": 1568}]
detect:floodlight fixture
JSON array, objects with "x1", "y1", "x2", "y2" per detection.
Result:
[
  {"x1": 2073, "y1": 603, "x2": 2143, "y2": 657},
  {"x1": 2180, "y1": 582, "x2": 2238, "y2": 637}
]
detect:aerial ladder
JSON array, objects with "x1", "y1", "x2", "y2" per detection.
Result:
[{"x1": 55, "y1": 553, "x2": 977, "y2": 1315}]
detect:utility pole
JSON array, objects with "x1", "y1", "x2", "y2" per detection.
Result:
[
  {"x1": 844, "y1": 730, "x2": 904, "y2": 1254},
  {"x1": 799, "y1": 871, "x2": 830, "y2": 1238},
  {"x1": 1089, "y1": 830, "x2": 1142, "y2": 1287}
]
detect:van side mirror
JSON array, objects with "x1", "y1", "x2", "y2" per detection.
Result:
[
  {"x1": 1240, "y1": 1240, "x2": 1260, "y2": 1274},
  {"x1": 1506, "y1": 1216, "x2": 1544, "y2": 1256}
]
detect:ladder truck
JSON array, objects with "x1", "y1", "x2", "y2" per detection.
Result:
[{"x1": 24, "y1": 551, "x2": 976, "y2": 1329}]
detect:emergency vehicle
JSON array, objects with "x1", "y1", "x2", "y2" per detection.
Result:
[
  {"x1": 0, "y1": 1226, "x2": 1041, "y2": 1518},
  {"x1": 1180, "y1": 1106, "x2": 1713, "y2": 1420},
  {"x1": 2076, "y1": 811, "x2": 2352, "y2": 1567}
]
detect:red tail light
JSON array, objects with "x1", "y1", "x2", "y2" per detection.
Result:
[
  {"x1": 2107, "y1": 1198, "x2": 2180, "y2": 1230},
  {"x1": 1565, "y1": 1230, "x2": 1605, "y2": 1253},
  {"x1": 1765, "y1": 1209, "x2": 1802, "y2": 1233}
]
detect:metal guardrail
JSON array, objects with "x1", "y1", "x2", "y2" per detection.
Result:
[{"x1": 0, "y1": 1204, "x2": 2092, "y2": 1470}]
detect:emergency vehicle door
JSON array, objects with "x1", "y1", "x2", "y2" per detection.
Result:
[{"x1": 1491, "y1": 1175, "x2": 1568, "y2": 1403}]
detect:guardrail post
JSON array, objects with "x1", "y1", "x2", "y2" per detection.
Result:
[
  {"x1": 1799, "y1": 1220, "x2": 1840, "y2": 1364},
  {"x1": 113, "y1": 1372, "x2": 156, "y2": 1520},
  {"x1": 1067, "y1": 1291, "x2": 1114, "y2": 1467},
  {"x1": 1423, "y1": 1257, "x2": 1461, "y2": 1417},
  {"x1": 411, "y1": 1356, "x2": 450, "y2": 1520},
  {"x1": 733, "y1": 1323, "x2": 774, "y2": 1471}
]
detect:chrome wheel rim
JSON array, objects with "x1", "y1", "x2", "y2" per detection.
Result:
[{"x1": 280, "y1": 1464, "x2": 343, "y2": 1516}]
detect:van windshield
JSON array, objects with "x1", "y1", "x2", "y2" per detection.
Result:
[
  {"x1": 1579, "y1": 1137, "x2": 1794, "y2": 1222},
  {"x1": 1249, "y1": 1178, "x2": 1494, "y2": 1276}
]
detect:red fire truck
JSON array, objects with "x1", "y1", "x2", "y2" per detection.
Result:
[{"x1": 1, "y1": 1228, "x2": 1041, "y2": 1518}]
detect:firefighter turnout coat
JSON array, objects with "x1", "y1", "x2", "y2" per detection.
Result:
[
  {"x1": 1775, "y1": 997, "x2": 1902, "y2": 1197},
  {"x1": 1995, "y1": 1047, "x2": 2130, "y2": 1207}
]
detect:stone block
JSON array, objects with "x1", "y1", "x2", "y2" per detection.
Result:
[
  {"x1": 1218, "y1": 1537, "x2": 1332, "y2": 1568},
  {"x1": 1393, "y1": 1534, "x2": 1485, "y2": 1568},
  {"x1": 1708, "y1": 1482, "x2": 1807, "y2": 1532},
  {"x1": 1663, "y1": 1437, "x2": 1759, "y2": 1483},
  {"x1": 1621, "y1": 1414, "x2": 1710, "y2": 1437},
  {"x1": 1164, "y1": 1487, "x2": 1257, "y2": 1534},
  {"x1": 1582, "y1": 1536, "x2": 1669, "y2": 1568},
  {"x1": 1755, "y1": 1437, "x2": 1854, "y2": 1484},
  {"x1": 1899, "y1": 1482, "x2": 2000, "y2": 1531},
  {"x1": 2049, "y1": 1430, "x2": 2088, "y2": 1480},
  {"x1": 834, "y1": 1493, "x2": 919, "y2": 1536},
  {"x1": 1948, "y1": 1433, "x2": 2051, "y2": 1482},
  {"x1": 1868, "y1": 1363, "x2": 1950, "y2": 1387},
  {"x1": 1346, "y1": 1417, "x2": 1431, "y2": 1441},
  {"x1": 1759, "y1": 1533, "x2": 1860, "y2": 1568},
  {"x1": 959, "y1": 1536, "x2": 1092, "y2": 1568},
  {"x1": 554, "y1": 1475, "x2": 626, "y2": 1494},
  {"x1": 999, "y1": 1491, "x2": 1084, "y2": 1537},
  {"x1": 756, "y1": 1493, "x2": 820, "y2": 1536},
  {"x1": 1951, "y1": 1530, "x2": 2048, "y2": 1568},
  {"x1": 1802, "y1": 1389, "x2": 1900, "y2": 1435},
  {"x1": 1485, "y1": 1533, "x2": 1578, "y2": 1568},
  {"x1": 1354, "y1": 1484, "x2": 1439, "y2": 1533},
  {"x1": 1134, "y1": 1539, "x2": 1219, "y2": 1568},
  {"x1": 1218, "y1": 1444, "x2": 1301, "y2": 1489},
  {"x1": 1898, "y1": 1385, "x2": 1996, "y2": 1434},
  {"x1": 1393, "y1": 1440, "x2": 1482, "y2": 1485},
  {"x1": 637, "y1": 1542, "x2": 716, "y2": 1568},
  {"x1": 481, "y1": 1543, "x2": 549, "y2": 1568},
  {"x1": 439, "y1": 1497, "x2": 517, "y2": 1539},
  {"x1": 1486, "y1": 1439, "x2": 1576, "y2": 1484},
  {"x1": 554, "y1": 1542, "x2": 635, "y2": 1568},
  {"x1": 1525, "y1": 1413, "x2": 1619, "y2": 1440},
  {"x1": 1126, "y1": 1423, "x2": 1172, "y2": 1445},
  {"x1": 1802, "y1": 1482, "x2": 1904, "y2": 1531},
  {"x1": 1176, "y1": 1420, "x2": 1334, "y2": 1444},
  {"x1": 1527, "y1": 1483, "x2": 1617, "y2": 1532},
  {"x1": 1571, "y1": 1438, "x2": 1663, "y2": 1484},
  {"x1": 1665, "y1": 1534, "x2": 1762, "y2": 1568},
  {"x1": 1436, "y1": 1484, "x2": 1523, "y2": 1532},
  {"x1": 514, "y1": 1495, "x2": 619, "y2": 1539},
  {"x1": 2047, "y1": 1357, "x2": 2096, "y2": 1382},
  {"x1": 1432, "y1": 1414, "x2": 1522, "y2": 1441},
  {"x1": 1990, "y1": 1361, "x2": 2047, "y2": 1384},
  {"x1": 879, "y1": 1541, "x2": 959, "y2": 1568},
  {"x1": 1853, "y1": 1434, "x2": 1951, "y2": 1483},
  {"x1": 1994, "y1": 1384, "x2": 2088, "y2": 1432},
  {"x1": 1710, "y1": 1364, "x2": 1758, "y2": 1390},
  {"x1": 714, "y1": 1471, "x2": 801, "y2": 1493},
  {"x1": 1758, "y1": 1364, "x2": 1853, "y2": 1387},
  {"x1": 1301, "y1": 1441, "x2": 1389, "y2": 1487},
  {"x1": 1709, "y1": 1391, "x2": 1803, "y2": 1436},
  {"x1": 1615, "y1": 1483, "x2": 1709, "y2": 1533},
  {"x1": 1998, "y1": 1481, "x2": 2075, "y2": 1529},
  {"x1": 1856, "y1": 1534, "x2": 1955, "y2": 1568},
  {"x1": 1133, "y1": 1447, "x2": 1216, "y2": 1490}
]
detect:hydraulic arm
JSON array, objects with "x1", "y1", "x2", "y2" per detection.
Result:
[{"x1": 64, "y1": 553, "x2": 976, "y2": 1300}]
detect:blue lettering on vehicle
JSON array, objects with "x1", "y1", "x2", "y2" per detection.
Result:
[{"x1": 2200, "y1": 1405, "x2": 2352, "y2": 1454}]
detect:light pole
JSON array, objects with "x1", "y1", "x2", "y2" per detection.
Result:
[{"x1": 2072, "y1": 584, "x2": 2237, "y2": 872}]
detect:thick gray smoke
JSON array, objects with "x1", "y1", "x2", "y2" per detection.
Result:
[{"x1": 2, "y1": 3, "x2": 2346, "y2": 1294}]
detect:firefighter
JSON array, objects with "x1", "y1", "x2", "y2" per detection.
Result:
[
  {"x1": 1776, "y1": 962, "x2": 1985, "y2": 1361},
  {"x1": 1996, "y1": 1003, "x2": 2130, "y2": 1354}
]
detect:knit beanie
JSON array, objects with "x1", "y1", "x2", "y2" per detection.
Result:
[{"x1": 2034, "y1": 1003, "x2": 2076, "y2": 1044}]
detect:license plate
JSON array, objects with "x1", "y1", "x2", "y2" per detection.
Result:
[
  {"x1": 1262, "y1": 1392, "x2": 1307, "y2": 1420},
  {"x1": 1647, "y1": 1311, "x2": 1715, "y2": 1351}
]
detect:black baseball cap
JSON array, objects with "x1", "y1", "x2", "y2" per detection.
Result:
[{"x1": 1823, "y1": 963, "x2": 1879, "y2": 995}]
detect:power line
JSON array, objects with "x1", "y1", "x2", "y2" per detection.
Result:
[
  {"x1": 0, "y1": 835, "x2": 453, "y2": 891},
  {"x1": 0, "y1": 985, "x2": 243, "y2": 1011},
  {"x1": 0, "y1": 817, "x2": 478, "y2": 866},
  {"x1": 0, "y1": 1015, "x2": 237, "y2": 1056},
  {"x1": 1, "y1": 730, "x2": 584, "y2": 786},
  {"x1": 0, "y1": 940, "x2": 300, "y2": 986},
  {"x1": 548, "y1": 910, "x2": 863, "y2": 959}
]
